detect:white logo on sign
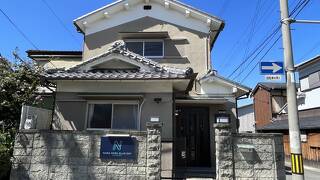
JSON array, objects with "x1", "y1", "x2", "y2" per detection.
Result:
[{"x1": 112, "y1": 141, "x2": 122, "y2": 151}]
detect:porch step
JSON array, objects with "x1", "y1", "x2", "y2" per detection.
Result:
[{"x1": 173, "y1": 167, "x2": 215, "y2": 179}]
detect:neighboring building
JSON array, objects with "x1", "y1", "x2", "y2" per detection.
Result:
[
  {"x1": 251, "y1": 82, "x2": 287, "y2": 129},
  {"x1": 296, "y1": 55, "x2": 320, "y2": 111},
  {"x1": 237, "y1": 103, "x2": 255, "y2": 133},
  {"x1": 252, "y1": 55, "x2": 320, "y2": 166},
  {"x1": 11, "y1": 1, "x2": 287, "y2": 179}
]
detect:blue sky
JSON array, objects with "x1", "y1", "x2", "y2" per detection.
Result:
[{"x1": 1, "y1": 0, "x2": 320, "y2": 105}]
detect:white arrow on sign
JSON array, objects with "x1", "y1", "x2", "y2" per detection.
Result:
[{"x1": 261, "y1": 63, "x2": 282, "y2": 73}]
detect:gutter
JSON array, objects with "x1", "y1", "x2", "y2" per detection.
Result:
[{"x1": 210, "y1": 21, "x2": 225, "y2": 50}]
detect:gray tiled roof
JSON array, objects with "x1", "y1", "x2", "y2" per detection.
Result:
[
  {"x1": 43, "y1": 41, "x2": 193, "y2": 80},
  {"x1": 44, "y1": 69, "x2": 189, "y2": 80},
  {"x1": 257, "y1": 116, "x2": 320, "y2": 131}
]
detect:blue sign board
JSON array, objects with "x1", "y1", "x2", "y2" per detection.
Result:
[
  {"x1": 100, "y1": 136, "x2": 136, "y2": 160},
  {"x1": 260, "y1": 62, "x2": 284, "y2": 75}
]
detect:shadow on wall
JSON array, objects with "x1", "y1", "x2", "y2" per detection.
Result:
[
  {"x1": 85, "y1": 16, "x2": 205, "y2": 50},
  {"x1": 53, "y1": 102, "x2": 87, "y2": 130},
  {"x1": 238, "y1": 147, "x2": 262, "y2": 165},
  {"x1": 84, "y1": 16, "x2": 208, "y2": 64}
]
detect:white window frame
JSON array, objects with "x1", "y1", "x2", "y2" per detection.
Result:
[
  {"x1": 125, "y1": 39, "x2": 164, "y2": 58},
  {"x1": 86, "y1": 100, "x2": 140, "y2": 130}
]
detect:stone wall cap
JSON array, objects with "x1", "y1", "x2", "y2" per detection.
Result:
[
  {"x1": 146, "y1": 122, "x2": 163, "y2": 128},
  {"x1": 214, "y1": 123, "x2": 231, "y2": 129},
  {"x1": 235, "y1": 132, "x2": 283, "y2": 137},
  {"x1": 18, "y1": 129, "x2": 147, "y2": 136}
]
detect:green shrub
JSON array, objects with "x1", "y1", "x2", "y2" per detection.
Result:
[{"x1": 0, "y1": 128, "x2": 15, "y2": 179}]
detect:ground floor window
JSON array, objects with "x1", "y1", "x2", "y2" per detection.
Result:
[{"x1": 87, "y1": 101, "x2": 138, "y2": 130}]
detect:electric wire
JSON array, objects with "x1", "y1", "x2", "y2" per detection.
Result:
[
  {"x1": 219, "y1": 0, "x2": 276, "y2": 70},
  {"x1": 240, "y1": 35, "x2": 282, "y2": 83},
  {"x1": 239, "y1": 0, "x2": 311, "y2": 83},
  {"x1": 217, "y1": 0, "x2": 230, "y2": 17},
  {"x1": 40, "y1": 0, "x2": 80, "y2": 45},
  {"x1": 228, "y1": 0, "x2": 309, "y2": 81},
  {"x1": 0, "y1": 8, "x2": 39, "y2": 49}
]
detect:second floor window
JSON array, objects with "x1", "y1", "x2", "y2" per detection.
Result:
[{"x1": 125, "y1": 40, "x2": 164, "y2": 58}]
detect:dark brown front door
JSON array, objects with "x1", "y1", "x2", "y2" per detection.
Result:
[{"x1": 174, "y1": 106, "x2": 211, "y2": 168}]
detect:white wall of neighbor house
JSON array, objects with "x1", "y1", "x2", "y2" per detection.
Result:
[
  {"x1": 297, "y1": 60, "x2": 320, "y2": 110},
  {"x1": 297, "y1": 87, "x2": 320, "y2": 110},
  {"x1": 199, "y1": 80, "x2": 235, "y2": 95},
  {"x1": 238, "y1": 104, "x2": 255, "y2": 133},
  {"x1": 35, "y1": 57, "x2": 82, "y2": 70}
]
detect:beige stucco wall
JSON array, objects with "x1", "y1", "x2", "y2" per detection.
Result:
[
  {"x1": 35, "y1": 57, "x2": 82, "y2": 70},
  {"x1": 53, "y1": 92, "x2": 173, "y2": 139},
  {"x1": 83, "y1": 17, "x2": 209, "y2": 75}
]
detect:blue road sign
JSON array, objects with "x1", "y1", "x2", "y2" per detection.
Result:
[{"x1": 260, "y1": 62, "x2": 284, "y2": 75}]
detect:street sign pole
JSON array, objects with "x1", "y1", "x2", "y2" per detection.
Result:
[{"x1": 279, "y1": 0, "x2": 304, "y2": 179}]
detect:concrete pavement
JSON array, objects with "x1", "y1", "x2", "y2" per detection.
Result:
[{"x1": 285, "y1": 164, "x2": 320, "y2": 180}]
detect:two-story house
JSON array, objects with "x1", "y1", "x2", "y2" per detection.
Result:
[{"x1": 23, "y1": 0, "x2": 250, "y2": 179}]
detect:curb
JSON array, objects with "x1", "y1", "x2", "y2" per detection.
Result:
[{"x1": 285, "y1": 162, "x2": 320, "y2": 173}]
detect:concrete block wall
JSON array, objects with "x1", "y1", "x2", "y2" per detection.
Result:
[
  {"x1": 215, "y1": 124, "x2": 285, "y2": 180},
  {"x1": 10, "y1": 123, "x2": 162, "y2": 180}
]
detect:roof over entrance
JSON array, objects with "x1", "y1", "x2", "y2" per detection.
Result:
[{"x1": 198, "y1": 70, "x2": 251, "y2": 98}]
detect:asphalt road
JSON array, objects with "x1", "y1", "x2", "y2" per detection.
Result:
[{"x1": 286, "y1": 166, "x2": 320, "y2": 180}]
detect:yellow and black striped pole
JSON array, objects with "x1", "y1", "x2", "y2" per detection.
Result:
[
  {"x1": 291, "y1": 153, "x2": 304, "y2": 174},
  {"x1": 280, "y1": 0, "x2": 305, "y2": 179}
]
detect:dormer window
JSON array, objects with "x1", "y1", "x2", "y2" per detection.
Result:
[{"x1": 125, "y1": 40, "x2": 164, "y2": 58}]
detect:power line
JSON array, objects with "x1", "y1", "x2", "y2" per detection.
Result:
[
  {"x1": 232, "y1": 28, "x2": 281, "y2": 81},
  {"x1": 298, "y1": 40, "x2": 320, "y2": 61},
  {"x1": 237, "y1": 0, "x2": 263, "y2": 78},
  {"x1": 228, "y1": 0, "x2": 309, "y2": 81},
  {"x1": 240, "y1": 35, "x2": 282, "y2": 83},
  {"x1": 40, "y1": 0, "x2": 80, "y2": 45},
  {"x1": 228, "y1": 25, "x2": 281, "y2": 79},
  {"x1": 217, "y1": 0, "x2": 230, "y2": 17},
  {"x1": 0, "y1": 8, "x2": 39, "y2": 49},
  {"x1": 239, "y1": 0, "x2": 311, "y2": 84},
  {"x1": 219, "y1": 0, "x2": 277, "y2": 70},
  {"x1": 292, "y1": 0, "x2": 310, "y2": 18}
]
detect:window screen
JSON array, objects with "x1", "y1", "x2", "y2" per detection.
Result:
[
  {"x1": 126, "y1": 42, "x2": 143, "y2": 56},
  {"x1": 125, "y1": 40, "x2": 164, "y2": 57},
  {"x1": 112, "y1": 104, "x2": 138, "y2": 129},
  {"x1": 87, "y1": 103, "x2": 138, "y2": 130},
  {"x1": 87, "y1": 104, "x2": 112, "y2": 128},
  {"x1": 308, "y1": 72, "x2": 320, "y2": 89},
  {"x1": 144, "y1": 42, "x2": 163, "y2": 57},
  {"x1": 300, "y1": 77, "x2": 309, "y2": 91}
]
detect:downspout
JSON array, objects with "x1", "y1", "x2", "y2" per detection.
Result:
[
  {"x1": 206, "y1": 32, "x2": 211, "y2": 71},
  {"x1": 236, "y1": 97, "x2": 239, "y2": 133},
  {"x1": 139, "y1": 97, "x2": 146, "y2": 131},
  {"x1": 49, "y1": 82, "x2": 57, "y2": 130}
]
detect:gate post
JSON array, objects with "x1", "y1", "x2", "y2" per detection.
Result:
[
  {"x1": 146, "y1": 122, "x2": 162, "y2": 180},
  {"x1": 214, "y1": 123, "x2": 234, "y2": 180}
]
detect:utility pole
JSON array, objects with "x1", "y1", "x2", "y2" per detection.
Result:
[{"x1": 279, "y1": 0, "x2": 304, "y2": 179}]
